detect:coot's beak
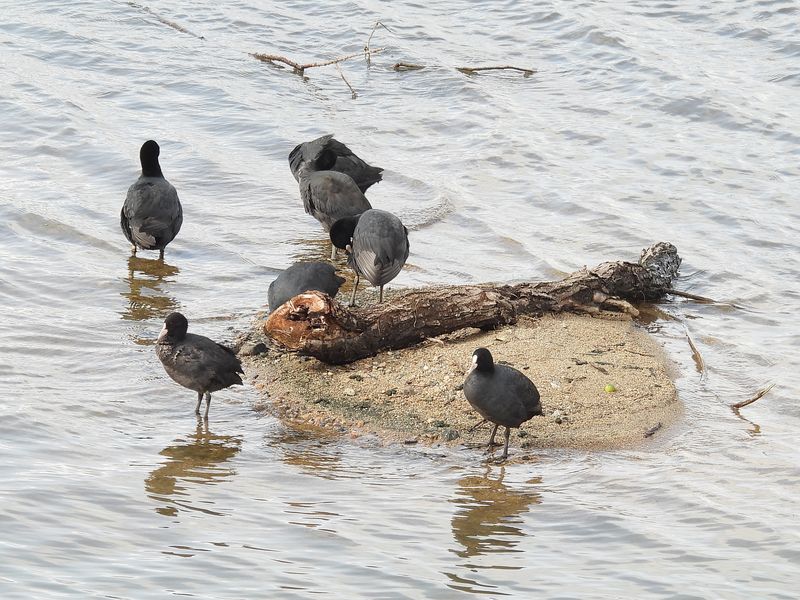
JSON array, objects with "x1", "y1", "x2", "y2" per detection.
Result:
[
  {"x1": 157, "y1": 324, "x2": 168, "y2": 342},
  {"x1": 465, "y1": 355, "x2": 478, "y2": 376}
]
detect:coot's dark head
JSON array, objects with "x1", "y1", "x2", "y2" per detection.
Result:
[
  {"x1": 158, "y1": 312, "x2": 188, "y2": 342},
  {"x1": 140, "y1": 140, "x2": 163, "y2": 177},
  {"x1": 470, "y1": 347, "x2": 495, "y2": 373},
  {"x1": 329, "y1": 215, "x2": 361, "y2": 251},
  {"x1": 314, "y1": 147, "x2": 337, "y2": 171}
]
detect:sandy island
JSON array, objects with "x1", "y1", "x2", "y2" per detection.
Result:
[{"x1": 241, "y1": 312, "x2": 680, "y2": 456}]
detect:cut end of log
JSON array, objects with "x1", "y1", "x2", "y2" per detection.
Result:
[{"x1": 265, "y1": 291, "x2": 362, "y2": 350}]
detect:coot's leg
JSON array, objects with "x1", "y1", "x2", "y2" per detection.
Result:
[
  {"x1": 204, "y1": 392, "x2": 212, "y2": 419},
  {"x1": 349, "y1": 274, "x2": 360, "y2": 307},
  {"x1": 501, "y1": 427, "x2": 511, "y2": 459},
  {"x1": 195, "y1": 392, "x2": 203, "y2": 415},
  {"x1": 487, "y1": 423, "x2": 499, "y2": 448}
]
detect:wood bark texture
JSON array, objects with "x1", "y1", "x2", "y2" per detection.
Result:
[{"x1": 265, "y1": 242, "x2": 681, "y2": 365}]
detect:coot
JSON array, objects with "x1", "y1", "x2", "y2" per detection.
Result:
[
  {"x1": 463, "y1": 348, "x2": 542, "y2": 459},
  {"x1": 155, "y1": 313, "x2": 243, "y2": 418},
  {"x1": 289, "y1": 134, "x2": 383, "y2": 192},
  {"x1": 268, "y1": 261, "x2": 346, "y2": 310},
  {"x1": 300, "y1": 170, "x2": 372, "y2": 258},
  {"x1": 330, "y1": 209, "x2": 409, "y2": 305},
  {"x1": 121, "y1": 140, "x2": 183, "y2": 260}
]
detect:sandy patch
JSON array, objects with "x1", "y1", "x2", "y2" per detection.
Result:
[{"x1": 242, "y1": 312, "x2": 680, "y2": 457}]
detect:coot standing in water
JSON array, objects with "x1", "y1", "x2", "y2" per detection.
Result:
[
  {"x1": 289, "y1": 134, "x2": 383, "y2": 193},
  {"x1": 155, "y1": 313, "x2": 243, "y2": 418},
  {"x1": 121, "y1": 140, "x2": 183, "y2": 260},
  {"x1": 299, "y1": 170, "x2": 372, "y2": 259},
  {"x1": 463, "y1": 348, "x2": 542, "y2": 460}
]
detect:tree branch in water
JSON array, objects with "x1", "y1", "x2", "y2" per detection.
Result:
[
  {"x1": 364, "y1": 21, "x2": 391, "y2": 65},
  {"x1": 731, "y1": 383, "x2": 775, "y2": 411},
  {"x1": 456, "y1": 65, "x2": 536, "y2": 77},
  {"x1": 336, "y1": 64, "x2": 358, "y2": 99},
  {"x1": 251, "y1": 48, "x2": 386, "y2": 75}
]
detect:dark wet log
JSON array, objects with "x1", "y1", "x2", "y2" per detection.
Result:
[{"x1": 265, "y1": 242, "x2": 681, "y2": 365}]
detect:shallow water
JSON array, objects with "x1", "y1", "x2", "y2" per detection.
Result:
[{"x1": 1, "y1": 1, "x2": 798, "y2": 597}]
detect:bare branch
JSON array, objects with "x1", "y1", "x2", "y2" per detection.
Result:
[
  {"x1": 683, "y1": 326, "x2": 707, "y2": 381},
  {"x1": 129, "y1": 2, "x2": 205, "y2": 39},
  {"x1": 644, "y1": 422, "x2": 663, "y2": 438},
  {"x1": 393, "y1": 62, "x2": 425, "y2": 71},
  {"x1": 251, "y1": 53, "x2": 303, "y2": 72},
  {"x1": 365, "y1": 21, "x2": 391, "y2": 65},
  {"x1": 336, "y1": 64, "x2": 358, "y2": 99},
  {"x1": 251, "y1": 48, "x2": 386, "y2": 75},
  {"x1": 732, "y1": 383, "x2": 775, "y2": 410},
  {"x1": 456, "y1": 65, "x2": 536, "y2": 77},
  {"x1": 668, "y1": 288, "x2": 744, "y2": 310},
  {"x1": 668, "y1": 289, "x2": 717, "y2": 303}
]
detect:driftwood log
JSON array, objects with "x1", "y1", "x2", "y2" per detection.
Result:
[{"x1": 265, "y1": 242, "x2": 681, "y2": 365}]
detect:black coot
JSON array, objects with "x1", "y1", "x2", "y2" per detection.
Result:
[
  {"x1": 289, "y1": 134, "x2": 383, "y2": 193},
  {"x1": 330, "y1": 209, "x2": 409, "y2": 305},
  {"x1": 300, "y1": 170, "x2": 372, "y2": 258},
  {"x1": 121, "y1": 140, "x2": 183, "y2": 260},
  {"x1": 463, "y1": 348, "x2": 542, "y2": 459},
  {"x1": 155, "y1": 313, "x2": 243, "y2": 418},
  {"x1": 268, "y1": 261, "x2": 346, "y2": 310}
]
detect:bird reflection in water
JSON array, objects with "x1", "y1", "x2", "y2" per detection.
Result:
[
  {"x1": 450, "y1": 466, "x2": 541, "y2": 559},
  {"x1": 145, "y1": 419, "x2": 242, "y2": 517},
  {"x1": 120, "y1": 256, "x2": 180, "y2": 324}
]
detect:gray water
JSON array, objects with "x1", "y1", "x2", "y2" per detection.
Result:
[{"x1": 1, "y1": 1, "x2": 798, "y2": 598}]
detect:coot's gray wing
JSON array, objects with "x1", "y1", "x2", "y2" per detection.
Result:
[
  {"x1": 463, "y1": 365, "x2": 541, "y2": 428},
  {"x1": 120, "y1": 206, "x2": 134, "y2": 245},
  {"x1": 325, "y1": 138, "x2": 384, "y2": 193},
  {"x1": 352, "y1": 211, "x2": 409, "y2": 287},
  {"x1": 289, "y1": 135, "x2": 382, "y2": 192},
  {"x1": 300, "y1": 172, "x2": 371, "y2": 231},
  {"x1": 170, "y1": 201, "x2": 183, "y2": 243},
  {"x1": 156, "y1": 333, "x2": 242, "y2": 392},
  {"x1": 169, "y1": 333, "x2": 242, "y2": 391},
  {"x1": 209, "y1": 340, "x2": 245, "y2": 390},
  {"x1": 496, "y1": 365, "x2": 542, "y2": 424},
  {"x1": 122, "y1": 177, "x2": 182, "y2": 249}
]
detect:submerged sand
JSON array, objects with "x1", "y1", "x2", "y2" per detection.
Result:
[{"x1": 242, "y1": 312, "x2": 681, "y2": 457}]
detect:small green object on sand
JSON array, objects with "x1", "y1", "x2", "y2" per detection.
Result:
[{"x1": 605, "y1": 384, "x2": 617, "y2": 393}]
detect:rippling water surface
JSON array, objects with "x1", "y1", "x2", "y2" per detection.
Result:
[{"x1": 1, "y1": 1, "x2": 798, "y2": 597}]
